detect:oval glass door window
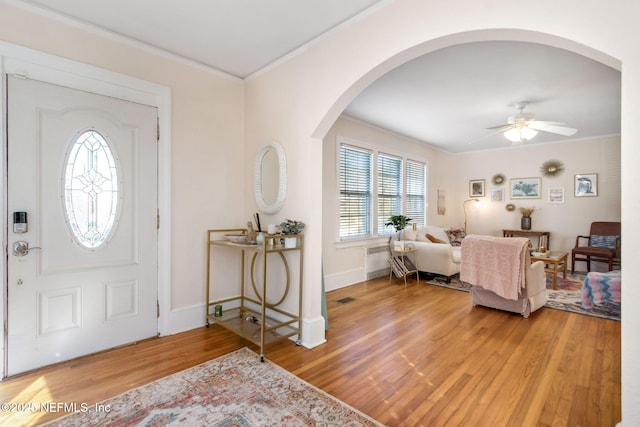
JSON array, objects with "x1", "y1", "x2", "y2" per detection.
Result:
[{"x1": 63, "y1": 130, "x2": 120, "y2": 249}]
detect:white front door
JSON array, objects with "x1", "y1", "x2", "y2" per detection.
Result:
[{"x1": 6, "y1": 76, "x2": 158, "y2": 375}]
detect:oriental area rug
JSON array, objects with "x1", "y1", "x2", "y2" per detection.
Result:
[
  {"x1": 426, "y1": 273, "x2": 620, "y2": 321},
  {"x1": 44, "y1": 347, "x2": 383, "y2": 427}
]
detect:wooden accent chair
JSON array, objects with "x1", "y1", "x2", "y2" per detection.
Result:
[{"x1": 571, "y1": 221, "x2": 621, "y2": 274}]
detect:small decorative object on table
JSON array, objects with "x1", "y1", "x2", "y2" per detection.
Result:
[
  {"x1": 214, "y1": 305, "x2": 223, "y2": 317},
  {"x1": 280, "y1": 219, "x2": 305, "y2": 248},
  {"x1": 531, "y1": 251, "x2": 549, "y2": 257},
  {"x1": 393, "y1": 240, "x2": 406, "y2": 251},
  {"x1": 519, "y1": 207, "x2": 534, "y2": 230},
  {"x1": 246, "y1": 221, "x2": 257, "y2": 243},
  {"x1": 537, "y1": 233, "x2": 549, "y2": 253},
  {"x1": 224, "y1": 233, "x2": 248, "y2": 244}
]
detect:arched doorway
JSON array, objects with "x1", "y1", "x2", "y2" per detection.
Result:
[{"x1": 314, "y1": 28, "x2": 621, "y2": 320}]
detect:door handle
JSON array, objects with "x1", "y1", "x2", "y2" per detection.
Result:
[{"x1": 12, "y1": 241, "x2": 41, "y2": 257}]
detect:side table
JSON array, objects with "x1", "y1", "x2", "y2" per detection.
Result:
[
  {"x1": 530, "y1": 251, "x2": 568, "y2": 290},
  {"x1": 503, "y1": 229, "x2": 550, "y2": 251},
  {"x1": 389, "y1": 248, "x2": 419, "y2": 287}
]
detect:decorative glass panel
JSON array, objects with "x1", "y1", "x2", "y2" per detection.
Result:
[{"x1": 63, "y1": 130, "x2": 119, "y2": 249}]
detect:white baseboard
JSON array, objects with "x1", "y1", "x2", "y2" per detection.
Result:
[
  {"x1": 166, "y1": 303, "x2": 205, "y2": 335},
  {"x1": 324, "y1": 268, "x2": 364, "y2": 292},
  {"x1": 301, "y1": 316, "x2": 327, "y2": 348}
]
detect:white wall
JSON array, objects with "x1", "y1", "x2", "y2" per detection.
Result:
[{"x1": 457, "y1": 136, "x2": 621, "y2": 263}]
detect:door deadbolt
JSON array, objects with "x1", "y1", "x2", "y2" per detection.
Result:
[{"x1": 12, "y1": 241, "x2": 41, "y2": 257}]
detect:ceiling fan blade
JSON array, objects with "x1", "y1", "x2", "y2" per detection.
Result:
[
  {"x1": 486, "y1": 124, "x2": 514, "y2": 131},
  {"x1": 528, "y1": 121, "x2": 577, "y2": 136},
  {"x1": 529, "y1": 120, "x2": 565, "y2": 126},
  {"x1": 469, "y1": 127, "x2": 510, "y2": 145}
]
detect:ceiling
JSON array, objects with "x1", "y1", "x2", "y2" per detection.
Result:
[
  {"x1": 17, "y1": 0, "x2": 385, "y2": 78},
  {"x1": 345, "y1": 41, "x2": 621, "y2": 153},
  {"x1": 16, "y1": 0, "x2": 621, "y2": 153}
]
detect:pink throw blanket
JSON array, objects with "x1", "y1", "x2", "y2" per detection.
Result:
[{"x1": 460, "y1": 235, "x2": 529, "y2": 300}]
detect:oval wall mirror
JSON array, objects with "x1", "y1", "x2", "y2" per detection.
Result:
[{"x1": 254, "y1": 141, "x2": 286, "y2": 214}]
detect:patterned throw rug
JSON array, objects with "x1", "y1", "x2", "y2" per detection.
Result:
[
  {"x1": 426, "y1": 273, "x2": 620, "y2": 321},
  {"x1": 44, "y1": 347, "x2": 383, "y2": 427}
]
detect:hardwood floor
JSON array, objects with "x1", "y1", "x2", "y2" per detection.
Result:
[{"x1": 0, "y1": 276, "x2": 621, "y2": 426}]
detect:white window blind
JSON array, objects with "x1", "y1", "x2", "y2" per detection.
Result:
[
  {"x1": 338, "y1": 138, "x2": 428, "y2": 241},
  {"x1": 377, "y1": 154, "x2": 402, "y2": 235},
  {"x1": 406, "y1": 159, "x2": 426, "y2": 227},
  {"x1": 339, "y1": 145, "x2": 372, "y2": 239}
]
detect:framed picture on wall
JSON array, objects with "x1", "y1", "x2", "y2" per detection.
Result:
[
  {"x1": 437, "y1": 189, "x2": 446, "y2": 215},
  {"x1": 510, "y1": 177, "x2": 541, "y2": 199},
  {"x1": 469, "y1": 179, "x2": 485, "y2": 197},
  {"x1": 491, "y1": 189, "x2": 504, "y2": 202},
  {"x1": 548, "y1": 187, "x2": 565, "y2": 203},
  {"x1": 575, "y1": 173, "x2": 598, "y2": 197}
]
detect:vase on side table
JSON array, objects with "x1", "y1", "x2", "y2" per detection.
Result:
[
  {"x1": 521, "y1": 216, "x2": 532, "y2": 230},
  {"x1": 284, "y1": 237, "x2": 297, "y2": 248}
]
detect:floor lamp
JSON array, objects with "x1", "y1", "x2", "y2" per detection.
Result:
[{"x1": 463, "y1": 199, "x2": 480, "y2": 232}]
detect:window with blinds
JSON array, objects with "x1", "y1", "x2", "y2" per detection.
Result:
[
  {"x1": 377, "y1": 154, "x2": 402, "y2": 235},
  {"x1": 406, "y1": 159, "x2": 426, "y2": 227},
  {"x1": 339, "y1": 145, "x2": 372, "y2": 239},
  {"x1": 338, "y1": 139, "x2": 427, "y2": 240}
]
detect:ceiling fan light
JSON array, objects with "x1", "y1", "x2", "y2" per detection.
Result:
[
  {"x1": 521, "y1": 126, "x2": 538, "y2": 140},
  {"x1": 504, "y1": 126, "x2": 538, "y2": 143}
]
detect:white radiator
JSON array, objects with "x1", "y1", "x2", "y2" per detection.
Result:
[{"x1": 365, "y1": 243, "x2": 391, "y2": 279}]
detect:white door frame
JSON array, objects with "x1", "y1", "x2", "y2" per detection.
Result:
[{"x1": 0, "y1": 41, "x2": 172, "y2": 378}]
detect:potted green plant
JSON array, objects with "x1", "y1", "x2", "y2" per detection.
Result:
[
  {"x1": 384, "y1": 215, "x2": 412, "y2": 240},
  {"x1": 280, "y1": 219, "x2": 305, "y2": 248}
]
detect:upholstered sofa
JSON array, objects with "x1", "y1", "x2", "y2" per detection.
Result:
[
  {"x1": 460, "y1": 235, "x2": 546, "y2": 318},
  {"x1": 401, "y1": 225, "x2": 463, "y2": 279}
]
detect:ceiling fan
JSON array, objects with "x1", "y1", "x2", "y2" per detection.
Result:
[{"x1": 487, "y1": 101, "x2": 578, "y2": 143}]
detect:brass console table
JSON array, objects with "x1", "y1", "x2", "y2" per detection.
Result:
[{"x1": 205, "y1": 229, "x2": 303, "y2": 362}]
